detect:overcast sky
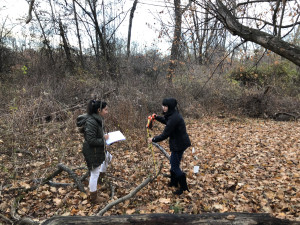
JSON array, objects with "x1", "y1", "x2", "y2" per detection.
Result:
[{"x1": 0, "y1": 0, "x2": 171, "y2": 53}]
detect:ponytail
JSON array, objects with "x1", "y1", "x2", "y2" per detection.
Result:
[{"x1": 87, "y1": 100, "x2": 107, "y2": 115}]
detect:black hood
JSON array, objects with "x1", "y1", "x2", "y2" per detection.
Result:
[{"x1": 162, "y1": 98, "x2": 177, "y2": 114}]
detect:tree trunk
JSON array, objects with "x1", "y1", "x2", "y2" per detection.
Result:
[
  {"x1": 26, "y1": 0, "x2": 35, "y2": 24},
  {"x1": 58, "y1": 19, "x2": 74, "y2": 72},
  {"x1": 127, "y1": 0, "x2": 138, "y2": 58},
  {"x1": 167, "y1": 0, "x2": 182, "y2": 84},
  {"x1": 88, "y1": 1, "x2": 108, "y2": 62},
  {"x1": 72, "y1": 0, "x2": 84, "y2": 68},
  {"x1": 211, "y1": 0, "x2": 300, "y2": 67},
  {"x1": 34, "y1": 10, "x2": 55, "y2": 65},
  {"x1": 73, "y1": 0, "x2": 108, "y2": 66},
  {"x1": 41, "y1": 213, "x2": 298, "y2": 225}
]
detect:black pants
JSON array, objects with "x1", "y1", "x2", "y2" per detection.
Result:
[{"x1": 170, "y1": 150, "x2": 184, "y2": 177}]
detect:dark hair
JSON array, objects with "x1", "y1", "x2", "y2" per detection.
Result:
[{"x1": 87, "y1": 100, "x2": 107, "y2": 115}]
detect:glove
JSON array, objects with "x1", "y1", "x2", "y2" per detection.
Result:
[{"x1": 151, "y1": 113, "x2": 157, "y2": 120}]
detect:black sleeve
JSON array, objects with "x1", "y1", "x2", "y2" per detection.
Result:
[
  {"x1": 152, "y1": 116, "x2": 178, "y2": 142},
  {"x1": 155, "y1": 115, "x2": 166, "y2": 124}
]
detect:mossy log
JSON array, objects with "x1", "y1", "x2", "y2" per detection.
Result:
[{"x1": 41, "y1": 213, "x2": 299, "y2": 225}]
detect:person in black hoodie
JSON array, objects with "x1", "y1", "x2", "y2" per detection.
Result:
[{"x1": 148, "y1": 98, "x2": 191, "y2": 195}]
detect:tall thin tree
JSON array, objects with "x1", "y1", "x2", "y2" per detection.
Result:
[
  {"x1": 127, "y1": 0, "x2": 138, "y2": 58},
  {"x1": 167, "y1": 0, "x2": 191, "y2": 83}
]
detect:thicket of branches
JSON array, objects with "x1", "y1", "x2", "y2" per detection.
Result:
[{"x1": 0, "y1": 0, "x2": 299, "y2": 138}]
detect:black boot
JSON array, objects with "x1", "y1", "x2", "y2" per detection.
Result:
[
  {"x1": 173, "y1": 173, "x2": 189, "y2": 195},
  {"x1": 168, "y1": 170, "x2": 178, "y2": 187}
]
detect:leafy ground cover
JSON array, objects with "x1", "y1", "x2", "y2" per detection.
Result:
[{"x1": 0, "y1": 116, "x2": 299, "y2": 223}]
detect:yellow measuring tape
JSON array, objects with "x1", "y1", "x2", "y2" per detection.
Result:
[{"x1": 147, "y1": 115, "x2": 158, "y2": 174}]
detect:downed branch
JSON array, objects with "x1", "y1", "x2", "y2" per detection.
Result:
[
  {"x1": 152, "y1": 142, "x2": 170, "y2": 160},
  {"x1": 80, "y1": 171, "x2": 89, "y2": 182},
  {"x1": 273, "y1": 112, "x2": 299, "y2": 121},
  {"x1": 5, "y1": 164, "x2": 85, "y2": 196},
  {"x1": 97, "y1": 164, "x2": 163, "y2": 216},
  {"x1": 5, "y1": 164, "x2": 85, "y2": 225},
  {"x1": 0, "y1": 213, "x2": 13, "y2": 224},
  {"x1": 11, "y1": 195, "x2": 39, "y2": 225},
  {"x1": 4, "y1": 166, "x2": 64, "y2": 194},
  {"x1": 41, "y1": 212, "x2": 298, "y2": 225},
  {"x1": 10, "y1": 195, "x2": 23, "y2": 221},
  {"x1": 57, "y1": 164, "x2": 85, "y2": 192},
  {"x1": 16, "y1": 217, "x2": 39, "y2": 225}
]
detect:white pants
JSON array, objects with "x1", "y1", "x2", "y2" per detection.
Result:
[
  {"x1": 89, "y1": 151, "x2": 113, "y2": 192},
  {"x1": 89, "y1": 165, "x2": 100, "y2": 192}
]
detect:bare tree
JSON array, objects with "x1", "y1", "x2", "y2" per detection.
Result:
[
  {"x1": 72, "y1": 0, "x2": 84, "y2": 67},
  {"x1": 127, "y1": 0, "x2": 138, "y2": 58},
  {"x1": 34, "y1": 9, "x2": 55, "y2": 65},
  {"x1": 195, "y1": 0, "x2": 300, "y2": 66},
  {"x1": 58, "y1": 18, "x2": 74, "y2": 72},
  {"x1": 167, "y1": 0, "x2": 192, "y2": 83},
  {"x1": 189, "y1": 1, "x2": 221, "y2": 65}
]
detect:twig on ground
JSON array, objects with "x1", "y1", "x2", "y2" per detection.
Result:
[
  {"x1": 0, "y1": 213, "x2": 13, "y2": 224},
  {"x1": 97, "y1": 164, "x2": 163, "y2": 216}
]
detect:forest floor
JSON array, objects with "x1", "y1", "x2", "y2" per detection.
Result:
[{"x1": 0, "y1": 116, "x2": 299, "y2": 224}]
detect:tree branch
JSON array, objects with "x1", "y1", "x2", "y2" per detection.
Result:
[
  {"x1": 57, "y1": 164, "x2": 85, "y2": 192},
  {"x1": 207, "y1": 0, "x2": 300, "y2": 66},
  {"x1": 26, "y1": 0, "x2": 35, "y2": 24},
  {"x1": 0, "y1": 213, "x2": 13, "y2": 224},
  {"x1": 97, "y1": 164, "x2": 162, "y2": 216},
  {"x1": 152, "y1": 142, "x2": 170, "y2": 160}
]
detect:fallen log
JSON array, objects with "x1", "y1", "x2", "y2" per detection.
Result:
[
  {"x1": 41, "y1": 213, "x2": 299, "y2": 225},
  {"x1": 152, "y1": 142, "x2": 170, "y2": 160}
]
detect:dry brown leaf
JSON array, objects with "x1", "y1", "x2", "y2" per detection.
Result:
[
  {"x1": 53, "y1": 198, "x2": 62, "y2": 206},
  {"x1": 126, "y1": 209, "x2": 135, "y2": 215},
  {"x1": 158, "y1": 198, "x2": 171, "y2": 203}
]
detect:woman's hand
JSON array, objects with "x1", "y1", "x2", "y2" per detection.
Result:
[
  {"x1": 104, "y1": 134, "x2": 109, "y2": 140},
  {"x1": 148, "y1": 138, "x2": 153, "y2": 143}
]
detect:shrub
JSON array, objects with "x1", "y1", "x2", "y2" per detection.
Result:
[{"x1": 229, "y1": 60, "x2": 300, "y2": 96}]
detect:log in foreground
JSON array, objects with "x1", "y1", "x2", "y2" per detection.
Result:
[{"x1": 41, "y1": 213, "x2": 298, "y2": 225}]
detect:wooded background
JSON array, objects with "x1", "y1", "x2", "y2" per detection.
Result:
[{"x1": 0, "y1": 0, "x2": 299, "y2": 224}]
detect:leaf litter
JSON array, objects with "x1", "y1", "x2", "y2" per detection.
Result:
[{"x1": 0, "y1": 117, "x2": 299, "y2": 222}]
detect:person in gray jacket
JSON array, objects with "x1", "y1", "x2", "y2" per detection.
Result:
[{"x1": 77, "y1": 100, "x2": 109, "y2": 204}]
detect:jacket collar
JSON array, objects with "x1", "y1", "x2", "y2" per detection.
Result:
[
  {"x1": 91, "y1": 113, "x2": 103, "y2": 125},
  {"x1": 164, "y1": 109, "x2": 176, "y2": 118}
]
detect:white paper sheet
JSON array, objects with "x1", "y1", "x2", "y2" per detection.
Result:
[
  {"x1": 194, "y1": 166, "x2": 199, "y2": 174},
  {"x1": 106, "y1": 131, "x2": 126, "y2": 145}
]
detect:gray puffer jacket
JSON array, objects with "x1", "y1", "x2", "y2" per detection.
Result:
[{"x1": 77, "y1": 113, "x2": 105, "y2": 170}]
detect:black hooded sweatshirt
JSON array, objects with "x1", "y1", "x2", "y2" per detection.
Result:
[{"x1": 152, "y1": 98, "x2": 191, "y2": 152}]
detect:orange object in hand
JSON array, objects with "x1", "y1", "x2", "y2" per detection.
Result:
[{"x1": 146, "y1": 114, "x2": 156, "y2": 129}]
